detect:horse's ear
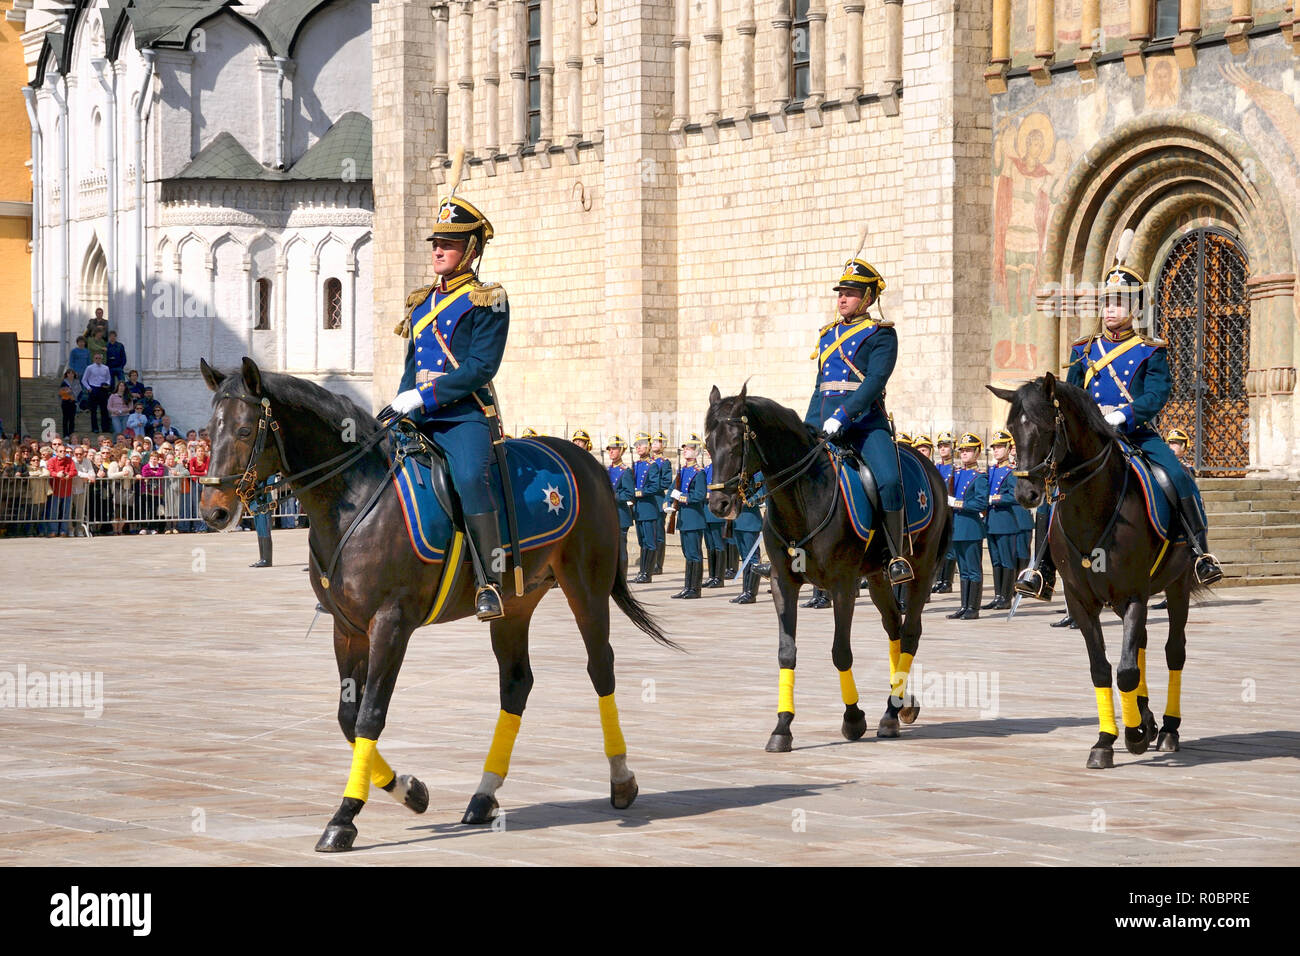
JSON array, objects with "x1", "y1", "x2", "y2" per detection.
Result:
[
  {"x1": 738, "y1": 379, "x2": 748, "y2": 402},
  {"x1": 1043, "y1": 371, "x2": 1057, "y2": 401},
  {"x1": 241, "y1": 357, "x2": 263, "y2": 396},
  {"x1": 709, "y1": 385, "x2": 721, "y2": 407},
  {"x1": 987, "y1": 384, "x2": 1017, "y2": 404},
  {"x1": 200, "y1": 359, "x2": 225, "y2": 393}
]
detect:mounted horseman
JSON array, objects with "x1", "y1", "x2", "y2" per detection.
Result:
[{"x1": 386, "y1": 169, "x2": 511, "y2": 621}]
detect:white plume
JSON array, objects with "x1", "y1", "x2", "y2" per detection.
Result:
[{"x1": 1115, "y1": 228, "x2": 1135, "y2": 266}]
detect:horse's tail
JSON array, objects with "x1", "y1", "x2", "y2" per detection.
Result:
[{"x1": 611, "y1": 573, "x2": 681, "y2": 651}]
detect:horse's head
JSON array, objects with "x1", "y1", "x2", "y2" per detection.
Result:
[
  {"x1": 199, "y1": 356, "x2": 284, "y2": 530},
  {"x1": 705, "y1": 382, "x2": 752, "y2": 521},
  {"x1": 988, "y1": 373, "x2": 1065, "y2": 511}
]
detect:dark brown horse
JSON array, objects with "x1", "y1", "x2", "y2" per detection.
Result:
[
  {"x1": 705, "y1": 385, "x2": 952, "y2": 751},
  {"x1": 199, "y1": 358, "x2": 675, "y2": 851},
  {"x1": 989, "y1": 374, "x2": 1206, "y2": 769}
]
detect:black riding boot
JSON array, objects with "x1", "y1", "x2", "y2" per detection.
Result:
[
  {"x1": 654, "y1": 543, "x2": 666, "y2": 575},
  {"x1": 725, "y1": 541, "x2": 739, "y2": 580},
  {"x1": 1178, "y1": 496, "x2": 1223, "y2": 585},
  {"x1": 983, "y1": 567, "x2": 1005, "y2": 610},
  {"x1": 893, "y1": 582, "x2": 907, "y2": 615},
  {"x1": 883, "y1": 507, "x2": 914, "y2": 584},
  {"x1": 464, "y1": 512, "x2": 505, "y2": 621},
  {"x1": 1051, "y1": 612, "x2": 1076, "y2": 628},
  {"x1": 683, "y1": 560, "x2": 703, "y2": 599},
  {"x1": 632, "y1": 548, "x2": 653, "y2": 584},
  {"x1": 933, "y1": 558, "x2": 954, "y2": 593},
  {"x1": 250, "y1": 535, "x2": 272, "y2": 568},
  {"x1": 731, "y1": 564, "x2": 760, "y2": 604},
  {"x1": 703, "y1": 549, "x2": 724, "y2": 588},
  {"x1": 947, "y1": 579, "x2": 970, "y2": 618},
  {"x1": 960, "y1": 579, "x2": 982, "y2": 619},
  {"x1": 1152, "y1": 596, "x2": 1169, "y2": 610},
  {"x1": 801, "y1": 586, "x2": 831, "y2": 609},
  {"x1": 755, "y1": 562, "x2": 771, "y2": 579}
]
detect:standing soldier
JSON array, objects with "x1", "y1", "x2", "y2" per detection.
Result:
[
  {"x1": 913, "y1": 433, "x2": 934, "y2": 461},
  {"x1": 668, "y1": 434, "x2": 709, "y2": 599},
  {"x1": 730, "y1": 472, "x2": 768, "y2": 605},
  {"x1": 702, "y1": 452, "x2": 728, "y2": 588},
  {"x1": 983, "y1": 429, "x2": 1018, "y2": 611},
  {"x1": 651, "y1": 431, "x2": 673, "y2": 575},
  {"x1": 1010, "y1": 441, "x2": 1034, "y2": 587},
  {"x1": 947, "y1": 432, "x2": 989, "y2": 620},
  {"x1": 387, "y1": 178, "x2": 509, "y2": 622},
  {"x1": 931, "y1": 430, "x2": 957, "y2": 594},
  {"x1": 607, "y1": 436, "x2": 635, "y2": 577},
  {"x1": 572, "y1": 429, "x2": 593, "y2": 452},
  {"x1": 629, "y1": 433, "x2": 665, "y2": 583}
]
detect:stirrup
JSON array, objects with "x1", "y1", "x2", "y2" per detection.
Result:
[
  {"x1": 1014, "y1": 567, "x2": 1054, "y2": 602},
  {"x1": 887, "y1": 556, "x2": 914, "y2": 585},
  {"x1": 1193, "y1": 553, "x2": 1223, "y2": 586},
  {"x1": 475, "y1": 584, "x2": 505, "y2": 621}
]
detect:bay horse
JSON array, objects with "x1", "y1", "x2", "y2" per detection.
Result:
[
  {"x1": 705, "y1": 385, "x2": 952, "y2": 750},
  {"x1": 198, "y1": 357, "x2": 676, "y2": 851},
  {"x1": 989, "y1": 373, "x2": 1207, "y2": 769}
]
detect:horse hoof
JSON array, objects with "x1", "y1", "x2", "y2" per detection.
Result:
[
  {"x1": 841, "y1": 715, "x2": 868, "y2": 741},
  {"x1": 1086, "y1": 747, "x2": 1114, "y2": 769},
  {"x1": 765, "y1": 733, "x2": 793, "y2": 753},
  {"x1": 461, "y1": 792, "x2": 499, "y2": 825},
  {"x1": 610, "y1": 775, "x2": 639, "y2": 810},
  {"x1": 1124, "y1": 726, "x2": 1150, "y2": 756},
  {"x1": 1156, "y1": 730, "x2": 1181, "y2": 752},
  {"x1": 898, "y1": 700, "x2": 921, "y2": 725},
  {"x1": 400, "y1": 775, "x2": 428, "y2": 814},
  {"x1": 877, "y1": 716, "x2": 901, "y2": 739},
  {"x1": 314, "y1": 823, "x2": 358, "y2": 852}
]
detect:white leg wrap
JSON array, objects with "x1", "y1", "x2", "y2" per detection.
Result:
[
  {"x1": 475, "y1": 770, "x2": 505, "y2": 796},
  {"x1": 386, "y1": 775, "x2": 411, "y2": 805},
  {"x1": 608, "y1": 753, "x2": 634, "y2": 784}
]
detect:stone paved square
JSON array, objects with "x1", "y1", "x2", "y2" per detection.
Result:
[{"x1": 1, "y1": 529, "x2": 1297, "y2": 866}]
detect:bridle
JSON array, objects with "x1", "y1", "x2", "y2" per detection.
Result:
[
  {"x1": 705, "y1": 412, "x2": 829, "y2": 508},
  {"x1": 199, "y1": 388, "x2": 396, "y2": 513},
  {"x1": 1012, "y1": 395, "x2": 1116, "y2": 500}
]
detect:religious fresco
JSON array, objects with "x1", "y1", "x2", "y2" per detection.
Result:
[{"x1": 989, "y1": 33, "x2": 1300, "y2": 379}]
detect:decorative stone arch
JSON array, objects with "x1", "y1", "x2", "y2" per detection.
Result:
[
  {"x1": 80, "y1": 233, "x2": 109, "y2": 327},
  {"x1": 313, "y1": 229, "x2": 347, "y2": 265},
  {"x1": 1038, "y1": 111, "x2": 1298, "y2": 473}
]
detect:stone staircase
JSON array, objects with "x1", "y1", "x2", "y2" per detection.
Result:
[
  {"x1": 1201, "y1": 478, "x2": 1300, "y2": 587},
  {"x1": 15, "y1": 375, "x2": 68, "y2": 440}
]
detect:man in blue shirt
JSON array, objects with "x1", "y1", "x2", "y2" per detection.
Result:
[
  {"x1": 387, "y1": 189, "x2": 510, "y2": 621},
  {"x1": 629, "y1": 433, "x2": 666, "y2": 584},
  {"x1": 606, "y1": 436, "x2": 635, "y2": 578},
  {"x1": 947, "y1": 433, "x2": 989, "y2": 620},
  {"x1": 668, "y1": 435, "x2": 710, "y2": 599}
]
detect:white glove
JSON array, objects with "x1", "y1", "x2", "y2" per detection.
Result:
[
  {"x1": 671, "y1": 489, "x2": 686, "y2": 502},
  {"x1": 391, "y1": 389, "x2": 424, "y2": 416},
  {"x1": 822, "y1": 418, "x2": 842, "y2": 436},
  {"x1": 947, "y1": 495, "x2": 959, "y2": 508},
  {"x1": 1104, "y1": 410, "x2": 1127, "y2": 428},
  {"x1": 662, "y1": 502, "x2": 674, "y2": 514}
]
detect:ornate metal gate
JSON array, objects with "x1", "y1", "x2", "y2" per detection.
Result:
[{"x1": 1152, "y1": 228, "x2": 1250, "y2": 474}]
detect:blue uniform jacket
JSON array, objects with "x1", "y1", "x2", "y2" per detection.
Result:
[
  {"x1": 673, "y1": 463, "x2": 709, "y2": 532},
  {"x1": 610, "y1": 464, "x2": 635, "y2": 530},
  {"x1": 632, "y1": 457, "x2": 665, "y2": 521},
  {"x1": 951, "y1": 467, "x2": 989, "y2": 542},
  {"x1": 733, "y1": 470, "x2": 764, "y2": 533},
  {"x1": 804, "y1": 317, "x2": 896, "y2": 435},
  {"x1": 703, "y1": 464, "x2": 725, "y2": 526},
  {"x1": 652, "y1": 456, "x2": 673, "y2": 508},
  {"x1": 398, "y1": 273, "x2": 509, "y2": 424},
  {"x1": 985, "y1": 464, "x2": 1020, "y2": 535},
  {"x1": 1066, "y1": 330, "x2": 1168, "y2": 436}
]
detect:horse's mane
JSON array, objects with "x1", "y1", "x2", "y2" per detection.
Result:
[
  {"x1": 1018, "y1": 376, "x2": 1118, "y2": 441},
  {"x1": 707, "y1": 393, "x2": 816, "y2": 448},
  {"x1": 218, "y1": 369, "x2": 381, "y2": 439}
]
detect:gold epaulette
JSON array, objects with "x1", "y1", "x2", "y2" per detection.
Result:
[
  {"x1": 394, "y1": 285, "x2": 434, "y2": 337},
  {"x1": 1071, "y1": 333, "x2": 1095, "y2": 348},
  {"x1": 1143, "y1": 335, "x2": 1166, "y2": 348},
  {"x1": 874, "y1": 318, "x2": 894, "y2": 328},
  {"x1": 469, "y1": 281, "x2": 506, "y2": 308}
]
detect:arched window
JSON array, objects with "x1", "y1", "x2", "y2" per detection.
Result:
[
  {"x1": 1152, "y1": 0, "x2": 1180, "y2": 40},
  {"x1": 254, "y1": 278, "x2": 272, "y2": 330},
  {"x1": 92, "y1": 109, "x2": 103, "y2": 170},
  {"x1": 323, "y1": 278, "x2": 342, "y2": 329}
]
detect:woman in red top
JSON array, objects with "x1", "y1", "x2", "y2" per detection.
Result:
[{"x1": 186, "y1": 444, "x2": 209, "y2": 532}]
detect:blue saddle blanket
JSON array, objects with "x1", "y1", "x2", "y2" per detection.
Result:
[
  {"x1": 1126, "y1": 453, "x2": 1204, "y2": 543},
  {"x1": 393, "y1": 438, "x2": 579, "y2": 563},
  {"x1": 836, "y1": 447, "x2": 935, "y2": 544}
]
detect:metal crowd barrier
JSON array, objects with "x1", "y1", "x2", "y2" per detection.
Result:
[{"x1": 0, "y1": 475, "x2": 307, "y2": 537}]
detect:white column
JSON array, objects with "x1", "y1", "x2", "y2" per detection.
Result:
[
  {"x1": 538, "y1": 0, "x2": 554, "y2": 156},
  {"x1": 770, "y1": 0, "x2": 792, "y2": 129},
  {"x1": 432, "y1": 4, "x2": 450, "y2": 166},
  {"x1": 670, "y1": 0, "x2": 690, "y2": 133},
  {"x1": 566, "y1": 0, "x2": 583, "y2": 149},
  {"x1": 485, "y1": 1, "x2": 501, "y2": 159},
  {"x1": 806, "y1": 0, "x2": 826, "y2": 125},
  {"x1": 511, "y1": 0, "x2": 527, "y2": 154},
  {"x1": 458, "y1": 0, "x2": 475, "y2": 154},
  {"x1": 705, "y1": 0, "x2": 722, "y2": 124},
  {"x1": 842, "y1": 2, "x2": 864, "y2": 120}
]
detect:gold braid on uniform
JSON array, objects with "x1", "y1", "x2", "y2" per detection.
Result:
[
  {"x1": 469, "y1": 281, "x2": 506, "y2": 308},
  {"x1": 394, "y1": 285, "x2": 434, "y2": 338}
]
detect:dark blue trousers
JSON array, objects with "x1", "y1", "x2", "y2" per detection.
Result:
[
  {"x1": 954, "y1": 538, "x2": 984, "y2": 582},
  {"x1": 420, "y1": 418, "x2": 499, "y2": 514},
  {"x1": 987, "y1": 532, "x2": 1017, "y2": 569}
]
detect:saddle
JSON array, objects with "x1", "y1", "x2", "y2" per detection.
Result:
[
  {"x1": 391, "y1": 420, "x2": 464, "y2": 529},
  {"x1": 1117, "y1": 438, "x2": 1197, "y2": 543},
  {"x1": 834, "y1": 443, "x2": 935, "y2": 545}
]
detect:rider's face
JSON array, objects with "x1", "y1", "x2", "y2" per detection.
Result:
[
  {"x1": 431, "y1": 238, "x2": 468, "y2": 276},
  {"x1": 1102, "y1": 296, "x2": 1136, "y2": 331},
  {"x1": 837, "y1": 289, "x2": 870, "y2": 319}
]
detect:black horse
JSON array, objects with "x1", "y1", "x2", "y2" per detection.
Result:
[
  {"x1": 989, "y1": 374, "x2": 1207, "y2": 769},
  {"x1": 705, "y1": 385, "x2": 952, "y2": 750},
  {"x1": 199, "y1": 358, "x2": 675, "y2": 851}
]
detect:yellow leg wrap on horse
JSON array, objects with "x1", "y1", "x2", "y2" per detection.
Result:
[
  {"x1": 1095, "y1": 687, "x2": 1118, "y2": 736},
  {"x1": 1137, "y1": 648, "x2": 1149, "y2": 698},
  {"x1": 838, "y1": 669, "x2": 859, "y2": 707},
  {"x1": 344, "y1": 737, "x2": 377, "y2": 802},
  {"x1": 349, "y1": 739, "x2": 396, "y2": 789},
  {"x1": 597, "y1": 693, "x2": 627, "y2": 758},
  {"x1": 1120, "y1": 688, "x2": 1141, "y2": 729},
  {"x1": 1166, "y1": 670, "x2": 1182, "y2": 719},
  {"x1": 483, "y1": 710, "x2": 522, "y2": 778},
  {"x1": 890, "y1": 652, "x2": 914, "y2": 700},
  {"x1": 889, "y1": 640, "x2": 901, "y2": 681},
  {"x1": 778, "y1": 668, "x2": 795, "y2": 714}
]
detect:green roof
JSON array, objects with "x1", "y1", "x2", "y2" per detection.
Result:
[
  {"x1": 124, "y1": 1, "x2": 242, "y2": 49},
  {"x1": 288, "y1": 112, "x2": 371, "y2": 180},
  {"x1": 174, "y1": 132, "x2": 286, "y2": 180},
  {"x1": 249, "y1": 0, "x2": 333, "y2": 56}
]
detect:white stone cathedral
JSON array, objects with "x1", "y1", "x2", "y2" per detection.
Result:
[{"x1": 21, "y1": 0, "x2": 374, "y2": 429}]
